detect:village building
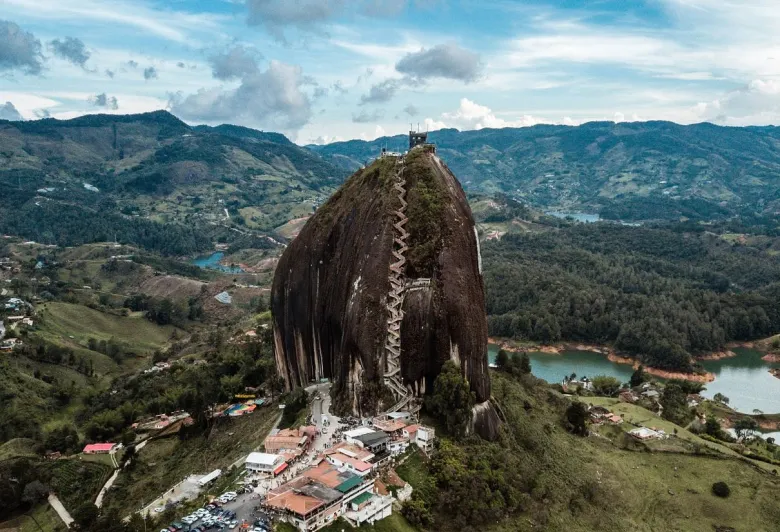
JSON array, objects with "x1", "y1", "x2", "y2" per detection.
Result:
[
  {"x1": 265, "y1": 427, "x2": 313, "y2": 454},
  {"x1": 619, "y1": 390, "x2": 638, "y2": 403},
  {"x1": 343, "y1": 427, "x2": 375, "y2": 446},
  {"x1": 197, "y1": 469, "x2": 222, "y2": 487},
  {"x1": 629, "y1": 427, "x2": 665, "y2": 440},
  {"x1": 324, "y1": 452, "x2": 374, "y2": 477},
  {"x1": 263, "y1": 459, "x2": 379, "y2": 531},
  {"x1": 343, "y1": 492, "x2": 393, "y2": 527},
  {"x1": 0, "y1": 338, "x2": 20, "y2": 350},
  {"x1": 245, "y1": 452, "x2": 288, "y2": 477},
  {"x1": 371, "y1": 414, "x2": 407, "y2": 434},
  {"x1": 642, "y1": 390, "x2": 660, "y2": 400},
  {"x1": 403, "y1": 425, "x2": 436, "y2": 452},
  {"x1": 351, "y1": 431, "x2": 390, "y2": 454},
  {"x1": 83, "y1": 442, "x2": 119, "y2": 454}
]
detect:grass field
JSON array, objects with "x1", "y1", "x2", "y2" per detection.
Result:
[
  {"x1": 580, "y1": 440, "x2": 780, "y2": 532},
  {"x1": 0, "y1": 438, "x2": 38, "y2": 461},
  {"x1": 586, "y1": 397, "x2": 778, "y2": 472},
  {"x1": 0, "y1": 503, "x2": 67, "y2": 532},
  {"x1": 394, "y1": 450, "x2": 430, "y2": 491},
  {"x1": 37, "y1": 302, "x2": 178, "y2": 354}
]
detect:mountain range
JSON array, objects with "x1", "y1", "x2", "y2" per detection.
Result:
[
  {"x1": 0, "y1": 111, "x2": 346, "y2": 254},
  {"x1": 2, "y1": 112, "x2": 780, "y2": 257},
  {"x1": 310, "y1": 121, "x2": 780, "y2": 221}
]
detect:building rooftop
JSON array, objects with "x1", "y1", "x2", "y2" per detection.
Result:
[
  {"x1": 354, "y1": 431, "x2": 389, "y2": 446},
  {"x1": 246, "y1": 452, "x2": 282, "y2": 466},
  {"x1": 343, "y1": 427, "x2": 375, "y2": 439},
  {"x1": 336, "y1": 475, "x2": 365, "y2": 493},
  {"x1": 265, "y1": 490, "x2": 323, "y2": 517},
  {"x1": 302, "y1": 460, "x2": 358, "y2": 489},
  {"x1": 328, "y1": 452, "x2": 373, "y2": 472},
  {"x1": 325, "y1": 442, "x2": 374, "y2": 462},
  {"x1": 350, "y1": 492, "x2": 373, "y2": 506},
  {"x1": 372, "y1": 418, "x2": 407, "y2": 433},
  {"x1": 83, "y1": 443, "x2": 115, "y2": 453}
]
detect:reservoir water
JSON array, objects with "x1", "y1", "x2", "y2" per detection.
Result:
[
  {"x1": 699, "y1": 348, "x2": 780, "y2": 415},
  {"x1": 487, "y1": 344, "x2": 780, "y2": 414},
  {"x1": 546, "y1": 212, "x2": 600, "y2": 223},
  {"x1": 191, "y1": 252, "x2": 244, "y2": 273}
]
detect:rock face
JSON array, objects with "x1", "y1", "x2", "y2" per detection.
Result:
[{"x1": 272, "y1": 146, "x2": 497, "y2": 436}]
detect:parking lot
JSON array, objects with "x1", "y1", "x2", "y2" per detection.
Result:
[{"x1": 157, "y1": 490, "x2": 271, "y2": 532}]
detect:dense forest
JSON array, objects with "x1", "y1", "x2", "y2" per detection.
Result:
[{"x1": 483, "y1": 224, "x2": 780, "y2": 372}]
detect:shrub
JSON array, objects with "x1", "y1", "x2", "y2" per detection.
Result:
[{"x1": 712, "y1": 481, "x2": 730, "y2": 498}]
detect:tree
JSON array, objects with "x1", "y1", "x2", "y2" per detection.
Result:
[
  {"x1": 22, "y1": 481, "x2": 49, "y2": 504},
  {"x1": 72, "y1": 503, "x2": 99, "y2": 529},
  {"x1": 565, "y1": 401, "x2": 589, "y2": 436},
  {"x1": 402, "y1": 495, "x2": 433, "y2": 528},
  {"x1": 591, "y1": 375, "x2": 622, "y2": 397},
  {"x1": 705, "y1": 417, "x2": 723, "y2": 439},
  {"x1": 660, "y1": 383, "x2": 693, "y2": 426},
  {"x1": 713, "y1": 393, "x2": 730, "y2": 405},
  {"x1": 629, "y1": 365, "x2": 647, "y2": 388},
  {"x1": 711, "y1": 481, "x2": 730, "y2": 498},
  {"x1": 518, "y1": 353, "x2": 531, "y2": 375},
  {"x1": 734, "y1": 418, "x2": 759, "y2": 441},
  {"x1": 426, "y1": 361, "x2": 476, "y2": 438},
  {"x1": 495, "y1": 349, "x2": 509, "y2": 371},
  {"x1": 44, "y1": 426, "x2": 80, "y2": 454}
]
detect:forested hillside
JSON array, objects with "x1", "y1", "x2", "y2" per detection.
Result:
[
  {"x1": 483, "y1": 224, "x2": 780, "y2": 372},
  {"x1": 0, "y1": 111, "x2": 347, "y2": 254},
  {"x1": 310, "y1": 121, "x2": 780, "y2": 221}
]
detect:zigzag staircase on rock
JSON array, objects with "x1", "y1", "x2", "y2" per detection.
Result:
[{"x1": 383, "y1": 155, "x2": 418, "y2": 413}]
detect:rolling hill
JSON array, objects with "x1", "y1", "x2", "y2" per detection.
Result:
[
  {"x1": 0, "y1": 111, "x2": 348, "y2": 254},
  {"x1": 309, "y1": 121, "x2": 780, "y2": 221}
]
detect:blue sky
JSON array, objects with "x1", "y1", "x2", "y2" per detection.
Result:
[{"x1": 2, "y1": 0, "x2": 780, "y2": 143}]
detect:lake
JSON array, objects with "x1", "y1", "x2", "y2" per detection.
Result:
[
  {"x1": 191, "y1": 252, "x2": 244, "y2": 273},
  {"x1": 699, "y1": 348, "x2": 780, "y2": 415},
  {"x1": 487, "y1": 344, "x2": 780, "y2": 415},
  {"x1": 546, "y1": 211, "x2": 600, "y2": 223}
]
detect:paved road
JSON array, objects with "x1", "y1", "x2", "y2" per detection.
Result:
[
  {"x1": 95, "y1": 469, "x2": 120, "y2": 508},
  {"x1": 248, "y1": 383, "x2": 343, "y2": 497},
  {"x1": 48, "y1": 493, "x2": 74, "y2": 527}
]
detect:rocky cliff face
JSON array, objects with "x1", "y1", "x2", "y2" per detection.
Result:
[{"x1": 272, "y1": 146, "x2": 498, "y2": 437}]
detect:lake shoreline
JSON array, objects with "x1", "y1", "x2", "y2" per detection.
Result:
[{"x1": 488, "y1": 338, "x2": 715, "y2": 382}]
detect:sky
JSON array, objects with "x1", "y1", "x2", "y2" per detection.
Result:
[{"x1": 2, "y1": 0, "x2": 780, "y2": 144}]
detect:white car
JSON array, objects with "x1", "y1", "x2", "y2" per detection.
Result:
[{"x1": 154, "y1": 508, "x2": 165, "y2": 513}]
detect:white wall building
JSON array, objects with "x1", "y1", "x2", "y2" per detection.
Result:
[
  {"x1": 245, "y1": 452, "x2": 287, "y2": 476},
  {"x1": 343, "y1": 427, "x2": 375, "y2": 446}
]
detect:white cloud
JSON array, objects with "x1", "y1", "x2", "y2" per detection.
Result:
[
  {"x1": 170, "y1": 60, "x2": 313, "y2": 136},
  {"x1": 433, "y1": 98, "x2": 547, "y2": 130},
  {"x1": 0, "y1": 91, "x2": 59, "y2": 119},
  {"x1": 692, "y1": 79, "x2": 780, "y2": 125},
  {"x1": 2, "y1": 0, "x2": 228, "y2": 43}
]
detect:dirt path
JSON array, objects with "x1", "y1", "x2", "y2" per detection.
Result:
[
  {"x1": 48, "y1": 493, "x2": 74, "y2": 528},
  {"x1": 95, "y1": 470, "x2": 120, "y2": 508}
]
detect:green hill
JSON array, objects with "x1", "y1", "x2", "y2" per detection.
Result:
[
  {"x1": 0, "y1": 111, "x2": 347, "y2": 254},
  {"x1": 393, "y1": 372, "x2": 780, "y2": 531},
  {"x1": 309, "y1": 122, "x2": 780, "y2": 221}
]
